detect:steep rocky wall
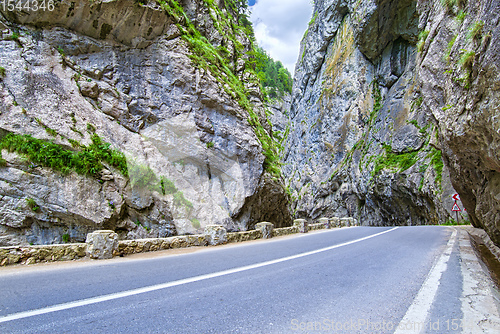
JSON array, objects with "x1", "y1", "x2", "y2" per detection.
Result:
[
  {"x1": 0, "y1": 0, "x2": 291, "y2": 246},
  {"x1": 417, "y1": 0, "x2": 500, "y2": 244},
  {"x1": 283, "y1": 0, "x2": 481, "y2": 229}
]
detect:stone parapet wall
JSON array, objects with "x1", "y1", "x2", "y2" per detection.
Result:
[
  {"x1": 0, "y1": 243, "x2": 86, "y2": 266},
  {"x1": 227, "y1": 230, "x2": 263, "y2": 243},
  {"x1": 117, "y1": 235, "x2": 209, "y2": 256},
  {"x1": 272, "y1": 226, "x2": 300, "y2": 237},
  {"x1": 308, "y1": 223, "x2": 326, "y2": 231},
  {"x1": 0, "y1": 217, "x2": 357, "y2": 266}
]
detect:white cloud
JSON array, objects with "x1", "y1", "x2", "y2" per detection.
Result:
[{"x1": 250, "y1": 0, "x2": 313, "y2": 75}]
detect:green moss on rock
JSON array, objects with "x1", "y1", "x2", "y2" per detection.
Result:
[
  {"x1": 372, "y1": 143, "x2": 419, "y2": 176},
  {"x1": 0, "y1": 133, "x2": 128, "y2": 177}
]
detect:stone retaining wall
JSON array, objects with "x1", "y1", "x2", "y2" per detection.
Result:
[
  {"x1": 0, "y1": 217, "x2": 357, "y2": 266},
  {"x1": 308, "y1": 223, "x2": 326, "y2": 231},
  {"x1": 117, "y1": 235, "x2": 208, "y2": 256},
  {"x1": 227, "y1": 230, "x2": 263, "y2": 243},
  {"x1": 272, "y1": 226, "x2": 300, "y2": 237},
  {"x1": 0, "y1": 243, "x2": 86, "y2": 266}
]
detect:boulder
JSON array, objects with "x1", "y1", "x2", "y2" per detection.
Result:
[{"x1": 79, "y1": 80, "x2": 99, "y2": 98}]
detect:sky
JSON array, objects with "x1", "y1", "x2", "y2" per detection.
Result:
[{"x1": 249, "y1": 0, "x2": 313, "y2": 75}]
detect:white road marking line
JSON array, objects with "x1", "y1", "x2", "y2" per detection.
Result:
[
  {"x1": 394, "y1": 229, "x2": 457, "y2": 334},
  {"x1": 0, "y1": 227, "x2": 399, "y2": 324}
]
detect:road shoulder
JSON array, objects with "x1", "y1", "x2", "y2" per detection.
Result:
[{"x1": 458, "y1": 227, "x2": 500, "y2": 332}]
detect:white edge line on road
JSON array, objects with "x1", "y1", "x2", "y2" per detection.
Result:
[
  {"x1": 394, "y1": 228, "x2": 457, "y2": 334},
  {"x1": 0, "y1": 227, "x2": 399, "y2": 324}
]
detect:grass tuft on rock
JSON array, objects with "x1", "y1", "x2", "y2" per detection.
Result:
[
  {"x1": 417, "y1": 30, "x2": 430, "y2": 53},
  {"x1": 459, "y1": 50, "x2": 475, "y2": 69},
  {"x1": 160, "y1": 176, "x2": 177, "y2": 195},
  {"x1": 428, "y1": 148, "x2": 444, "y2": 192},
  {"x1": 467, "y1": 21, "x2": 484, "y2": 40},
  {"x1": 455, "y1": 10, "x2": 467, "y2": 23},
  {"x1": 0, "y1": 133, "x2": 128, "y2": 177},
  {"x1": 191, "y1": 218, "x2": 201, "y2": 229},
  {"x1": 25, "y1": 198, "x2": 40, "y2": 212},
  {"x1": 444, "y1": 35, "x2": 457, "y2": 63},
  {"x1": 441, "y1": 0, "x2": 458, "y2": 11}
]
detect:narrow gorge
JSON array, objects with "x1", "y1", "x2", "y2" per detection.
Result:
[
  {"x1": 0, "y1": 0, "x2": 499, "y2": 249},
  {"x1": 284, "y1": 0, "x2": 500, "y2": 245}
]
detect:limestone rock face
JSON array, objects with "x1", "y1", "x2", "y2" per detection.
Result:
[
  {"x1": 283, "y1": 0, "x2": 499, "y2": 244},
  {"x1": 0, "y1": 0, "x2": 291, "y2": 246},
  {"x1": 233, "y1": 174, "x2": 292, "y2": 230},
  {"x1": 416, "y1": 0, "x2": 500, "y2": 244},
  {"x1": 86, "y1": 230, "x2": 118, "y2": 259},
  {"x1": 284, "y1": 0, "x2": 454, "y2": 228}
]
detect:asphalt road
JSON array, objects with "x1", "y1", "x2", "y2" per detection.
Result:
[{"x1": 0, "y1": 226, "x2": 494, "y2": 333}]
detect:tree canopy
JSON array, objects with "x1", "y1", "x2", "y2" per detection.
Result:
[{"x1": 249, "y1": 46, "x2": 293, "y2": 99}]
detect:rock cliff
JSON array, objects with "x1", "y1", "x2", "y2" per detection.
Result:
[
  {"x1": 284, "y1": 0, "x2": 500, "y2": 244},
  {"x1": 2, "y1": 0, "x2": 498, "y2": 248},
  {"x1": 0, "y1": 0, "x2": 291, "y2": 246}
]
